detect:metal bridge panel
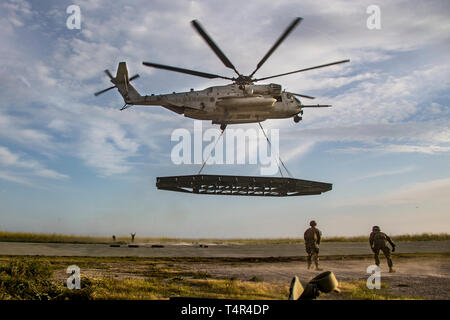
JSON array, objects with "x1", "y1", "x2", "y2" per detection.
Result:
[{"x1": 156, "y1": 174, "x2": 332, "y2": 197}]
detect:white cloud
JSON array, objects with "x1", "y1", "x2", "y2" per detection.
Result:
[
  {"x1": 331, "y1": 144, "x2": 450, "y2": 155},
  {"x1": 0, "y1": 146, "x2": 19, "y2": 166},
  {"x1": 0, "y1": 112, "x2": 55, "y2": 151},
  {"x1": 78, "y1": 121, "x2": 140, "y2": 176},
  {"x1": 351, "y1": 166, "x2": 416, "y2": 182},
  {"x1": 33, "y1": 168, "x2": 68, "y2": 180},
  {"x1": 0, "y1": 171, "x2": 33, "y2": 186},
  {"x1": 0, "y1": 145, "x2": 69, "y2": 182},
  {"x1": 291, "y1": 72, "x2": 378, "y2": 92},
  {"x1": 1, "y1": 0, "x2": 33, "y2": 29},
  {"x1": 336, "y1": 177, "x2": 450, "y2": 208},
  {"x1": 283, "y1": 141, "x2": 316, "y2": 163}
]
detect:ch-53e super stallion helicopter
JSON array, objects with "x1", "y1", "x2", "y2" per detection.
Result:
[{"x1": 95, "y1": 17, "x2": 349, "y2": 131}]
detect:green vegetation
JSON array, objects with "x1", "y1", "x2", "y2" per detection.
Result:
[
  {"x1": 0, "y1": 259, "x2": 94, "y2": 300},
  {"x1": 0, "y1": 231, "x2": 121, "y2": 244},
  {"x1": 0, "y1": 231, "x2": 448, "y2": 245}
]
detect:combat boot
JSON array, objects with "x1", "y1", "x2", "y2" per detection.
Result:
[
  {"x1": 389, "y1": 267, "x2": 395, "y2": 273},
  {"x1": 315, "y1": 263, "x2": 323, "y2": 271}
]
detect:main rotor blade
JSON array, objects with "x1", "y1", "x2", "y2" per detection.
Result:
[
  {"x1": 253, "y1": 59, "x2": 350, "y2": 82},
  {"x1": 291, "y1": 93, "x2": 315, "y2": 99},
  {"x1": 191, "y1": 20, "x2": 240, "y2": 76},
  {"x1": 94, "y1": 86, "x2": 116, "y2": 96},
  {"x1": 301, "y1": 104, "x2": 331, "y2": 108},
  {"x1": 249, "y1": 17, "x2": 302, "y2": 78},
  {"x1": 142, "y1": 62, "x2": 233, "y2": 80}
]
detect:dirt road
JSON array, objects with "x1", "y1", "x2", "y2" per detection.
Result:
[{"x1": 180, "y1": 256, "x2": 450, "y2": 299}]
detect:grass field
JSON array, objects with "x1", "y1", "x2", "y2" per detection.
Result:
[
  {"x1": 0, "y1": 231, "x2": 448, "y2": 245},
  {"x1": 1, "y1": 255, "x2": 437, "y2": 300}
]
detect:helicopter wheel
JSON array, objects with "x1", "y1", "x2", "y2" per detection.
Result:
[
  {"x1": 294, "y1": 115, "x2": 302, "y2": 123},
  {"x1": 220, "y1": 124, "x2": 227, "y2": 131}
]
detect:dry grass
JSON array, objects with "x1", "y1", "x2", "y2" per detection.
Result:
[
  {"x1": 90, "y1": 277, "x2": 288, "y2": 300},
  {"x1": 0, "y1": 231, "x2": 448, "y2": 245},
  {"x1": 323, "y1": 280, "x2": 419, "y2": 300}
]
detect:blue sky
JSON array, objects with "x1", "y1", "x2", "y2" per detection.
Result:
[{"x1": 0, "y1": 0, "x2": 449, "y2": 238}]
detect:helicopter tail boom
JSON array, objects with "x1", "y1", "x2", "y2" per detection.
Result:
[
  {"x1": 113, "y1": 62, "x2": 142, "y2": 103},
  {"x1": 94, "y1": 62, "x2": 142, "y2": 109}
]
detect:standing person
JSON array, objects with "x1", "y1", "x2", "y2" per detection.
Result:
[
  {"x1": 112, "y1": 235, "x2": 116, "y2": 242},
  {"x1": 304, "y1": 220, "x2": 322, "y2": 271},
  {"x1": 130, "y1": 233, "x2": 136, "y2": 243},
  {"x1": 369, "y1": 226, "x2": 396, "y2": 273}
]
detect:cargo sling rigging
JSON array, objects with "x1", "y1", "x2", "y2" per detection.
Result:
[{"x1": 197, "y1": 122, "x2": 292, "y2": 177}]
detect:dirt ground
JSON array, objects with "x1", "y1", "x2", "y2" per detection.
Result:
[
  {"x1": 53, "y1": 255, "x2": 450, "y2": 300},
  {"x1": 179, "y1": 256, "x2": 450, "y2": 299}
]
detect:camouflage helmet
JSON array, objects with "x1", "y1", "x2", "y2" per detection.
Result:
[
  {"x1": 310, "y1": 220, "x2": 317, "y2": 227},
  {"x1": 372, "y1": 225, "x2": 380, "y2": 232}
]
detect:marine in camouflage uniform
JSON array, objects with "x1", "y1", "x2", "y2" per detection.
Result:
[
  {"x1": 304, "y1": 220, "x2": 322, "y2": 270},
  {"x1": 369, "y1": 226, "x2": 396, "y2": 273}
]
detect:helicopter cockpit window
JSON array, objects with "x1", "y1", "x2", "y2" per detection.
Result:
[{"x1": 294, "y1": 97, "x2": 300, "y2": 103}]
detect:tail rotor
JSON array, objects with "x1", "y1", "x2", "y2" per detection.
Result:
[{"x1": 94, "y1": 68, "x2": 140, "y2": 97}]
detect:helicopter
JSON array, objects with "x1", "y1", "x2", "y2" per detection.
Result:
[{"x1": 95, "y1": 17, "x2": 350, "y2": 131}]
